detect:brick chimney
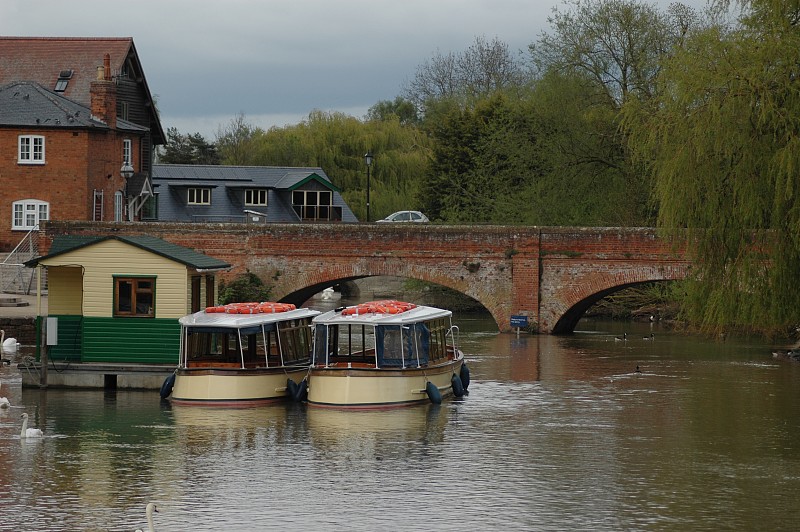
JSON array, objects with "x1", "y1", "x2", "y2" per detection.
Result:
[{"x1": 90, "y1": 53, "x2": 117, "y2": 128}]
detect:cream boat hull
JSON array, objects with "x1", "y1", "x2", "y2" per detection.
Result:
[
  {"x1": 171, "y1": 367, "x2": 307, "y2": 406},
  {"x1": 307, "y1": 358, "x2": 463, "y2": 408}
]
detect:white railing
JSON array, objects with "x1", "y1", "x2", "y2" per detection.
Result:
[{"x1": 0, "y1": 227, "x2": 45, "y2": 294}]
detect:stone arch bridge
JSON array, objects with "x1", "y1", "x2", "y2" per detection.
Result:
[{"x1": 42, "y1": 222, "x2": 691, "y2": 333}]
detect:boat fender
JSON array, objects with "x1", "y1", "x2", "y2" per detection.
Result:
[
  {"x1": 451, "y1": 373, "x2": 465, "y2": 397},
  {"x1": 425, "y1": 381, "x2": 442, "y2": 404},
  {"x1": 159, "y1": 372, "x2": 176, "y2": 399},
  {"x1": 294, "y1": 379, "x2": 308, "y2": 402},
  {"x1": 459, "y1": 363, "x2": 471, "y2": 391},
  {"x1": 286, "y1": 378, "x2": 299, "y2": 400}
]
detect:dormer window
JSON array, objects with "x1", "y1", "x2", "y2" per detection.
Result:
[
  {"x1": 188, "y1": 188, "x2": 211, "y2": 205},
  {"x1": 54, "y1": 69, "x2": 73, "y2": 92},
  {"x1": 245, "y1": 189, "x2": 268, "y2": 206}
]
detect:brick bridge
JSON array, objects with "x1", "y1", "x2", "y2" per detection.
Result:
[{"x1": 42, "y1": 222, "x2": 691, "y2": 333}]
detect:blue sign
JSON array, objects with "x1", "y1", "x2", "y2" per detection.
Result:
[{"x1": 510, "y1": 315, "x2": 529, "y2": 328}]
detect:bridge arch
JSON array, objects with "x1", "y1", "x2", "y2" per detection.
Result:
[{"x1": 543, "y1": 263, "x2": 691, "y2": 334}]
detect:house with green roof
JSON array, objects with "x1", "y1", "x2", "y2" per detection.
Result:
[{"x1": 23, "y1": 235, "x2": 230, "y2": 387}]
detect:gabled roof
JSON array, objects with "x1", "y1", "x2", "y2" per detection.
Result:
[
  {"x1": 25, "y1": 235, "x2": 231, "y2": 271},
  {"x1": 279, "y1": 172, "x2": 341, "y2": 192},
  {"x1": 0, "y1": 36, "x2": 164, "y2": 142},
  {"x1": 0, "y1": 81, "x2": 147, "y2": 132}
]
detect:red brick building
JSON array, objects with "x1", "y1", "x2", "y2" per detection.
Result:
[{"x1": 0, "y1": 37, "x2": 164, "y2": 252}]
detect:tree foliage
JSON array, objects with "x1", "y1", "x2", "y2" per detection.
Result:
[
  {"x1": 623, "y1": 0, "x2": 800, "y2": 334},
  {"x1": 218, "y1": 271, "x2": 272, "y2": 305},
  {"x1": 158, "y1": 127, "x2": 220, "y2": 164}
]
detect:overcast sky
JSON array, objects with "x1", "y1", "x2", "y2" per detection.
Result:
[{"x1": 2, "y1": 0, "x2": 709, "y2": 139}]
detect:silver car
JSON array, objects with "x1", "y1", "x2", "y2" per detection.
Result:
[{"x1": 376, "y1": 210, "x2": 430, "y2": 223}]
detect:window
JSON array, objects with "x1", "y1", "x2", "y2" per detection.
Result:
[
  {"x1": 122, "y1": 139, "x2": 132, "y2": 165},
  {"x1": 188, "y1": 188, "x2": 211, "y2": 205},
  {"x1": 292, "y1": 189, "x2": 333, "y2": 221},
  {"x1": 114, "y1": 191, "x2": 124, "y2": 222},
  {"x1": 114, "y1": 276, "x2": 155, "y2": 317},
  {"x1": 245, "y1": 189, "x2": 268, "y2": 206},
  {"x1": 120, "y1": 101, "x2": 129, "y2": 121},
  {"x1": 18, "y1": 135, "x2": 45, "y2": 164},
  {"x1": 141, "y1": 194, "x2": 158, "y2": 220},
  {"x1": 54, "y1": 69, "x2": 72, "y2": 92},
  {"x1": 12, "y1": 200, "x2": 48, "y2": 230}
]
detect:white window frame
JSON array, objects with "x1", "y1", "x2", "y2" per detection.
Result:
[
  {"x1": 114, "y1": 191, "x2": 124, "y2": 222},
  {"x1": 123, "y1": 139, "x2": 132, "y2": 165},
  {"x1": 188, "y1": 188, "x2": 211, "y2": 205},
  {"x1": 18, "y1": 135, "x2": 45, "y2": 164},
  {"x1": 12, "y1": 199, "x2": 49, "y2": 230},
  {"x1": 245, "y1": 189, "x2": 268, "y2": 206}
]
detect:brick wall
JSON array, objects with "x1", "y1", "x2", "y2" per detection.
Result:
[{"x1": 0, "y1": 128, "x2": 139, "y2": 252}]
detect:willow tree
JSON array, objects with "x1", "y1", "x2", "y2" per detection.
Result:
[{"x1": 624, "y1": 0, "x2": 800, "y2": 335}]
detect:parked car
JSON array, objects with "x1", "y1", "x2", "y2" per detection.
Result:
[{"x1": 376, "y1": 210, "x2": 430, "y2": 223}]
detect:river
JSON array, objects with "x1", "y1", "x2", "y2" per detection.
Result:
[{"x1": 1, "y1": 311, "x2": 799, "y2": 531}]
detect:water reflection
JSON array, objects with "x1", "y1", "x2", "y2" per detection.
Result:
[
  {"x1": 305, "y1": 404, "x2": 448, "y2": 460},
  {"x1": 2, "y1": 317, "x2": 800, "y2": 531}
]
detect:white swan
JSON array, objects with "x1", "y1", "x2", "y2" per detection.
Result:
[
  {"x1": 135, "y1": 502, "x2": 159, "y2": 532},
  {"x1": 1, "y1": 329, "x2": 19, "y2": 353},
  {"x1": 0, "y1": 397, "x2": 10, "y2": 408},
  {"x1": 20, "y1": 413, "x2": 43, "y2": 438}
]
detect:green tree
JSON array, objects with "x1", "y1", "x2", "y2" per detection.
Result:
[
  {"x1": 215, "y1": 113, "x2": 266, "y2": 165},
  {"x1": 366, "y1": 97, "x2": 420, "y2": 125},
  {"x1": 623, "y1": 0, "x2": 800, "y2": 334},
  {"x1": 158, "y1": 127, "x2": 220, "y2": 165},
  {"x1": 218, "y1": 271, "x2": 272, "y2": 304}
]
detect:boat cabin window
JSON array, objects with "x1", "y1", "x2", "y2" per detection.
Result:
[
  {"x1": 182, "y1": 318, "x2": 315, "y2": 369},
  {"x1": 314, "y1": 323, "x2": 376, "y2": 364},
  {"x1": 427, "y1": 318, "x2": 450, "y2": 362},
  {"x1": 277, "y1": 319, "x2": 313, "y2": 365}
]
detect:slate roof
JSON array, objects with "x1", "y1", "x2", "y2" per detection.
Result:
[
  {"x1": 0, "y1": 81, "x2": 147, "y2": 132},
  {"x1": 0, "y1": 36, "x2": 164, "y2": 142},
  {"x1": 25, "y1": 235, "x2": 231, "y2": 271},
  {"x1": 151, "y1": 164, "x2": 358, "y2": 223}
]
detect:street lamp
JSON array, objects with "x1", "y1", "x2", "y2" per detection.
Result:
[
  {"x1": 120, "y1": 163, "x2": 134, "y2": 180},
  {"x1": 364, "y1": 151, "x2": 373, "y2": 222}
]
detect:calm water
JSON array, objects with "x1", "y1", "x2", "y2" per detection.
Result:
[{"x1": 1, "y1": 314, "x2": 799, "y2": 531}]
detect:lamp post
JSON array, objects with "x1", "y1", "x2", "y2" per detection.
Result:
[
  {"x1": 121, "y1": 163, "x2": 134, "y2": 221},
  {"x1": 364, "y1": 151, "x2": 373, "y2": 222}
]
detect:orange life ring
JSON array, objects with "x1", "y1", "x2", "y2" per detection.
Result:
[{"x1": 341, "y1": 300, "x2": 416, "y2": 316}]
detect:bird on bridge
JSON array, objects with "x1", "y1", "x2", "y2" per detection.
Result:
[{"x1": 614, "y1": 333, "x2": 627, "y2": 342}]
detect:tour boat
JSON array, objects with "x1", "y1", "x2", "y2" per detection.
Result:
[
  {"x1": 306, "y1": 300, "x2": 469, "y2": 408},
  {"x1": 165, "y1": 302, "x2": 319, "y2": 406}
]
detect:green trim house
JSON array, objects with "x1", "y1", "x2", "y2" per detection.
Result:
[{"x1": 25, "y1": 235, "x2": 230, "y2": 367}]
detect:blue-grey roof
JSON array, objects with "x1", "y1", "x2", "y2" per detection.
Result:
[
  {"x1": 151, "y1": 164, "x2": 358, "y2": 223},
  {"x1": 0, "y1": 81, "x2": 147, "y2": 132}
]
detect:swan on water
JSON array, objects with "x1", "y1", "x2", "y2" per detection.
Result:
[
  {"x1": 0, "y1": 397, "x2": 10, "y2": 408},
  {"x1": 135, "y1": 502, "x2": 159, "y2": 532},
  {"x1": 20, "y1": 413, "x2": 43, "y2": 438},
  {"x1": 1, "y1": 329, "x2": 19, "y2": 352}
]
